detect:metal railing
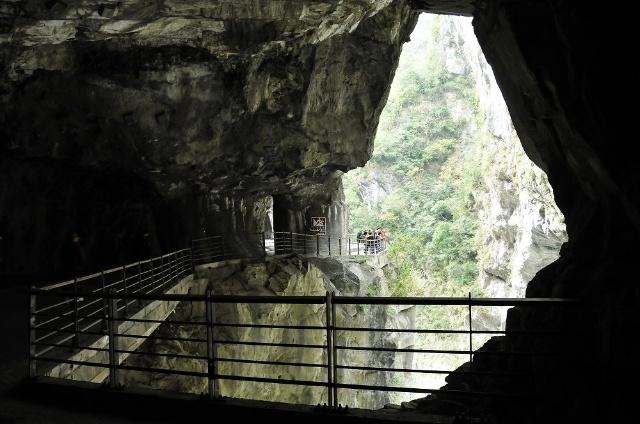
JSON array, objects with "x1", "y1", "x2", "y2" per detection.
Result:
[
  {"x1": 29, "y1": 249, "x2": 193, "y2": 363},
  {"x1": 190, "y1": 232, "x2": 387, "y2": 265},
  {"x1": 28, "y1": 283, "x2": 579, "y2": 409},
  {"x1": 273, "y1": 231, "x2": 387, "y2": 256},
  {"x1": 191, "y1": 233, "x2": 266, "y2": 264}
]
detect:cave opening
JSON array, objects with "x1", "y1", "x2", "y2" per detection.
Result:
[
  {"x1": 1, "y1": 1, "x2": 626, "y2": 421},
  {"x1": 342, "y1": 13, "x2": 568, "y2": 400}
]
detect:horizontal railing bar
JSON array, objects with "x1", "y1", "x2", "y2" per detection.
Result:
[
  {"x1": 33, "y1": 358, "x2": 208, "y2": 380},
  {"x1": 213, "y1": 374, "x2": 328, "y2": 388},
  {"x1": 32, "y1": 356, "x2": 108, "y2": 368},
  {"x1": 117, "y1": 317, "x2": 207, "y2": 326},
  {"x1": 114, "y1": 364, "x2": 208, "y2": 378},
  {"x1": 34, "y1": 314, "x2": 72, "y2": 328},
  {"x1": 336, "y1": 345, "x2": 561, "y2": 356},
  {"x1": 216, "y1": 357, "x2": 328, "y2": 369},
  {"x1": 336, "y1": 364, "x2": 532, "y2": 377},
  {"x1": 34, "y1": 298, "x2": 74, "y2": 314},
  {"x1": 213, "y1": 340, "x2": 326, "y2": 349},
  {"x1": 334, "y1": 327, "x2": 568, "y2": 336},
  {"x1": 31, "y1": 289, "x2": 577, "y2": 308},
  {"x1": 115, "y1": 349, "x2": 207, "y2": 361},
  {"x1": 77, "y1": 298, "x2": 102, "y2": 312},
  {"x1": 34, "y1": 342, "x2": 109, "y2": 355},
  {"x1": 33, "y1": 327, "x2": 106, "y2": 339},
  {"x1": 30, "y1": 290, "x2": 327, "y2": 305},
  {"x1": 213, "y1": 323, "x2": 327, "y2": 331},
  {"x1": 336, "y1": 345, "x2": 470, "y2": 354},
  {"x1": 38, "y1": 249, "x2": 190, "y2": 290},
  {"x1": 335, "y1": 327, "x2": 470, "y2": 334},
  {"x1": 114, "y1": 333, "x2": 207, "y2": 343},
  {"x1": 333, "y1": 297, "x2": 581, "y2": 306}
]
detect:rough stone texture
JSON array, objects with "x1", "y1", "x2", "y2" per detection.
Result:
[
  {"x1": 437, "y1": 16, "x2": 568, "y2": 328},
  {"x1": 1, "y1": 1, "x2": 635, "y2": 422},
  {"x1": 0, "y1": 0, "x2": 418, "y2": 276},
  {"x1": 405, "y1": 2, "x2": 635, "y2": 423},
  {"x1": 121, "y1": 255, "x2": 414, "y2": 409}
]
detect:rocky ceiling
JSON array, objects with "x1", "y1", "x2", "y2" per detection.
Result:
[
  {"x1": 0, "y1": 2, "x2": 635, "y2": 421},
  {"x1": 1, "y1": 0, "x2": 426, "y2": 201}
]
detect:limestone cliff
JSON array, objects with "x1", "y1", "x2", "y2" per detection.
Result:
[
  {"x1": 0, "y1": 0, "x2": 418, "y2": 276},
  {"x1": 121, "y1": 255, "x2": 414, "y2": 409},
  {"x1": 343, "y1": 14, "x2": 567, "y2": 326},
  {"x1": 437, "y1": 16, "x2": 567, "y2": 324}
]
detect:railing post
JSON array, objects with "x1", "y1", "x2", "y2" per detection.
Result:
[
  {"x1": 331, "y1": 291, "x2": 338, "y2": 406},
  {"x1": 468, "y1": 292, "x2": 474, "y2": 414},
  {"x1": 122, "y1": 265, "x2": 128, "y2": 315},
  {"x1": 316, "y1": 234, "x2": 320, "y2": 256},
  {"x1": 107, "y1": 289, "x2": 119, "y2": 389},
  {"x1": 206, "y1": 289, "x2": 218, "y2": 399},
  {"x1": 29, "y1": 286, "x2": 37, "y2": 378},
  {"x1": 101, "y1": 271, "x2": 108, "y2": 332},
  {"x1": 303, "y1": 234, "x2": 307, "y2": 255},
  {"x1": 325, "y1": 291, "x2": 334, "y2": 407},
  {"x1": 348, "y1": 237, "x2": 351, "y2": 256},
  {"x1": 159, "y1": 255, "x2": 164, "y2": 290},
  {"x1": 328, "y1": 236, "x2": 331, "y2": 256},
  {"x1": 338, "y1": 238, "x2": 342, "y2": 256},
  {"x1": 289, "y1": 232, "x2": 293, "y2": 254},
  {"x1": 137, "y1": 261, "x2": 143, "y2": 307},
  {"x1": 190, "y1": 240, "x2": 196, "y2": 274},
  {"x1": 262, "y1": 232, "x2": 266, "y2": 258},
  {"x1": 72, "y1": 278, "x2": 79, "y2": 347},
  {"x1": 357, "y1": 237, "x2": 360, "y2": 255},
  {"x1": 150, "y1": 258, "x2": 156, "y2": 293}
]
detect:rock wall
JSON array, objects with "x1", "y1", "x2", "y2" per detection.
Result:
[
  {"x1": 436, "y1": 16, "x2": 568, "y2": 328},
  {"x1": 0, "y1": 0, "x2": 418, "y2": 278},
  {"x1": 405, "y1": 3, "x2": 635, "y2": 423},
  {"x1": 122, "y1": 255, "x2": 414, "y2": 409}
]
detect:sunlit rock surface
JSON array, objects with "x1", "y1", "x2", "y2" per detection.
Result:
[
  {"x1": 436, "y1": 16, "x2": 567, "y2": 328},
  {"x1": 121, "y1": 255, "x2": 414, "y2": 409}
]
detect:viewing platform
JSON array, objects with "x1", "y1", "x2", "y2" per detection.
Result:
[{"x1": 25, "y1": 233, "x2": 579, "y2": 419}]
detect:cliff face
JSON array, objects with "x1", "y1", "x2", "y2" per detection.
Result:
[
  {"x1": 343, "y1": 14, "x2": 567, "y2": 326},
  {"x1": 1, "y1": 1, "x2": 635, "y2": 422},
  {"x1": 437, "y1": 17, "x2": 568, "y2": 326},
  {"x1": 0, "y1": 0, "x2": 418, "y2": 276},
  {"x1": 122, "y1": 255, "x2": 414, "y2": 409}
]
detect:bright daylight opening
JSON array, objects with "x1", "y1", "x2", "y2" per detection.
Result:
[{"x1": 342, "y1": 14, "x2": 567, "y2": 404}]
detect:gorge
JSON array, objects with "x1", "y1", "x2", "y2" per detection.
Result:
[{"x1": 0, "y1": 1, "x2": 634, "y2": 424}]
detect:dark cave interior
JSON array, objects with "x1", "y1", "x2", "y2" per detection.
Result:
[{"x1": 0, "y1": 1, "x2": 634, "y2": 423}]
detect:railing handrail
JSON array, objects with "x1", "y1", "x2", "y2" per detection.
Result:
[
  {"x1": 39, "y1": 248, "x2": 192, "y2": 291},
  {"x1": 28, "y1": 285, "x2": 581, "y2": 410},
  {"x1": 28, "y1": 287, "x2": 579, "y2": 306},
  {"x1": 41, "y1": 230, "x2": 391, "y2": 292}
]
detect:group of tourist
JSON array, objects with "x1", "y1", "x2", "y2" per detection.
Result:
[{"x1": 356, "y1": 227, "x2": 386, "y2": 254}]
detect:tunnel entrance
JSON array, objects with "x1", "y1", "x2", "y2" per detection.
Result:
[{"x1": 342, "y1": 14, "x2": 567, "y2": 401}]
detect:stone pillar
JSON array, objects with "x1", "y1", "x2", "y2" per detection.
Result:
[
  {"x1": 197, "y1": 192, "x2": 272, "y2": 258},
  {"x1": 303, "y1": 182, "x2": 348, "y2": 238},
  {"x1": 272, "y1": 181, "x2": 348, "y2": 254}
]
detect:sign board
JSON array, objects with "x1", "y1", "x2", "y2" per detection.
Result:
[{"x1": 310, "y1": 217, "x2": 326, "y2": 235}]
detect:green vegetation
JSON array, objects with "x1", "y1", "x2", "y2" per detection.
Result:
[
  {"x1": 342, "y1": 14, "x2": 488, "y2": 401},
  {"x1": 344, "y1": 15, "x2": 483, "y2": 303}
]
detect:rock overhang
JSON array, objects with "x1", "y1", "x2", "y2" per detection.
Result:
[{"x1": 1, "y1": 0, "x2": 420, "y2": 204}]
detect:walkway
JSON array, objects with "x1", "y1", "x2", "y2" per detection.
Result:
[
  {"x1": 22, "y1": 234, "x2": 579, "y2": 418},
  {"x1": 192, "y1": 231, "x2": 387, "y2": 264}
]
